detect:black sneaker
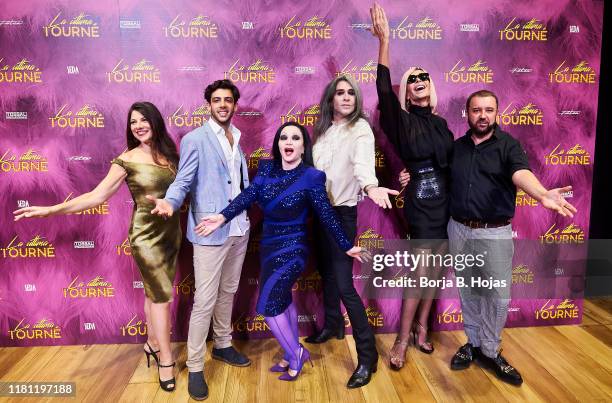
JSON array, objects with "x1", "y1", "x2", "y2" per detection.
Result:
[
  {"x1": 476, "y1": 350, "x2": 523, "y2": 385},
  {"x1": 450, "y1": 343, "x2": 480, "y2": 370}
]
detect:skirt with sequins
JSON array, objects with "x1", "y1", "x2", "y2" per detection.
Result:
[{"x1": 255, "y1": 223, "x2": 308, "y2": 316}]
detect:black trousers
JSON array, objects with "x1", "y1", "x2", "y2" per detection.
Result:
[{"x1": 315, "y1": 205, "x2": 377, "y2": 366}]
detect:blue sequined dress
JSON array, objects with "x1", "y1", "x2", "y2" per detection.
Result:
[{"x1": 221, "y1": 160, "x2": 352, "y2": 316}]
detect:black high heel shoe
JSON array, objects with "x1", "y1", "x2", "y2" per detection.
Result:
[
  {"x1": 158, "y1": 362, "x2": 176, "y2": 392},
  {"x1": 144, "y1": 342, "x2": 160, "y2": 367}
]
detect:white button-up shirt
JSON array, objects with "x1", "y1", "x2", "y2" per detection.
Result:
[
  {"x1": 313, "y1": 118, "x2": 379, "y2": 207},
  {"x1": 209, "y1": 118, "x2": 248, "y2": 236}
]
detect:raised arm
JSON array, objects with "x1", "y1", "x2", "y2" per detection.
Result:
[
  {"x1": 370, "y1": 3, "x2": 390, "y2": 67},
  {"x1": 14, "y1": 161, "x2": 126, "y2": 220}
]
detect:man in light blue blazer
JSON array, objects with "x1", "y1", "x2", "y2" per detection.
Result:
[{"x1": 148, "y1": 79, "x2": 250, "y2": 400}]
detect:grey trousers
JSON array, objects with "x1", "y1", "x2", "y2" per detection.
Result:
[
  {"x1": 448, "y1": 218, "x2": 513, "y2": 358},
  {"x1": 186, "y1": 231, "x2": 249, "y2": 372}
]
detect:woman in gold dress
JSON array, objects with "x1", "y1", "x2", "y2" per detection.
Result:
[{"x1": 13, "y1": 102, "x2": 181, "y2": 392}]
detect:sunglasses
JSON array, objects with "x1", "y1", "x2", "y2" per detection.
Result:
[{"x1": 407, "y1": 72, "x2": 430, "y2": 84}]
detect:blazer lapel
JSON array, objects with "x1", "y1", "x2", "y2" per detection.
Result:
[{"x1": 204, "y1": 122, "x2": 228, "y2": 172}]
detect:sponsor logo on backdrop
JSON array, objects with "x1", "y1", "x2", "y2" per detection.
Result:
[
  {"x1": 73, "y1": 241, "x2": 95, "y2": 249},
  {"x1": 43, "y1": 12, "x2": 100, "y2": 38},
  {"x1": 499, "y1": 17, "x2": 547, "y2": 41},
  {"x1": 1, "y1": 235, "x2": 55, "y2": 258},
  {"x1": 116, "y1": 238, "x2": 131, "y2": 255},
  {"x1": 497, "y1": 102, "x2": 543, "y2": 126},
  {"x1": 177, "y1": 65, "x2": 206, "y2": 72},
  {"x1": 120, "y1": 19, "x2": 141, "y2": 30},
  {"x1": 233, "y1": 313, "x2": 270, "y2": 332},
  {"x1": 0, "y1": 57, "x2": 43, "y2": 83},
  {"x1": 374, "y1": 147, "x2": 385, "y2": 168},
  {"x1": 336, "y1": 60, "x2": 377, "y2": 83},
  {"x1": 0, "y1": 19, "x2": 23, "y2": 26},
  {"x1": 292, "y1": 272, "x2": 321, "y2": 292},
  {"x1": 510, "y1": 67, "x2": 532, "y2": 74},
  {"x1": 6, "y1": 112, "x2": 27, "y2": 120},
  {"x1": 163, "y1": 14, "x2": 218, "y2": 39},
  {"x1": 17, "y1": 200, "x2": 29, "y2": 208},
  {"x1": 460, "y1": 23, "x2": 479, "y2": 32},
  {"x1": 84, "y1": 322, "x2": 96, "y2": 330},
  {"x1": 174, "y1": 274, "x2": 195, "y2": 296},
  {"x1": 0, "y1": 149, "x2": 48, "y2": 173},
  {"x1": 279, "y1": 15, "x2": 332, "y2": 39},
  {"x1": 569, "y1": 25, "x2": 579, "y2": 33},
  {"x1": 540, "y1": 223, "x2": 585, "y2": 244},
  {"x1": 63, "y1": 276, "x2": 115, "y2": 298},
  {"x1": 67, "y1": 66, "x2": 79, "y2": 74},
  {"x1": 236, "y1": 110, "x2": 263, "y2": 117},
  {"x1": 559, "y1": 110, "x2": 580, "y2": 116},
  {"x1": 247, "y1": 148, "x2": 271, "y2": 170},
  {"x1": 391, "y1": 17, "x2": 443, "y2": 40},
  {"x1": 67, "y1": 155, "x2": 91, "y2": 162},
  {"x1": 535, "y1": 299, "x2": 579, "y2": 320},
  {"x1": 298, "y1": 314, "x2": 316, "y2": 323},
  {"x1": 242, "y1": 21, "x2": 254, "y2": 30},
  {"x1": 345, "y1": 306, "x2": 384, "y2": 328},
  {"x1": 64, "y1": 193, "x2": 109, "y2": 215},
  {"x1": 133, "y1": 281, "x2": 144, "y2": 289},
  {"x1": 512, "y1": 264, "x2": 534, "y2": 284},
  {"x1": 106, "y1": 59, "x2": 160, "y2": 83},
  {"x1": 167, "y1": 104, "x2": 210, "y2": 128},
  {"x1": 280, "y1": 104, "x2": 319, "y2": 126},
  {"x1": 49, "y1": 104, "x2": 105, "y2": 128},
  {"x1": 8, "y1": 319, "x2": 61, "y2": 340},
  {"x1": 437, "y1": 303, "x2": 463, "y2": 324},
  {"x1": 120, "y1": 315, "x2": 147, "y2": 336},
  {"x1": 394, "y1": 185, "x2": 406, "y2": 209},
  {"x1": 445, "y1": 59, "x2": 493, "y2": 83},
  {"x1": 295, "y1": 66, "x2": 315, "y2": 75},
  {"x1": 224, "y1": 59, "x2": 275, "y2": 83},
  {"x1": 24, "y1": 284, "x2": 36, "y2": 292},
  {"x1": 357, "y1": 228, "x2": 384, "y2": 249},
  {"x1": 516, "y1": 189, "x2": 538, "y2": 207},
  {"x1": 545, "y1": 144, "x2": 591, "y2": 165},
  {"x1": 549, "y1": 60, "x2": 596, "y2": 84}
]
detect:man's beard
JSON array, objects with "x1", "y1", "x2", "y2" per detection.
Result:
[{"x1": 469, "y1": 119, "x2": 495, "y2": 137}]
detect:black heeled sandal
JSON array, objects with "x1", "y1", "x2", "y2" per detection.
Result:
[
  {"x1": 144, "y1": 342, "x2": 160, "y2": 367},
  {"x1": 158, "y1": 362, "x2": 176, "y2": 392}
]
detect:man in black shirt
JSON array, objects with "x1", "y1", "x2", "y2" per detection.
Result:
[{"x1": 448, "y1": 90, "x2": 576, "y2": 385}]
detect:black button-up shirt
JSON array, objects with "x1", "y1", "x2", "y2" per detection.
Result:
[{"x1": 450, "y1": 125, "x2": 530, "y2": 222}]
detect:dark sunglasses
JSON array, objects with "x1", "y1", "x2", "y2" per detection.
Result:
[{"x1": 407, "y1": 72, "x2": 430, "y2": 84}]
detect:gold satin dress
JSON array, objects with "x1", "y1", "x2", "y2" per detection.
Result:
[{"x1": 112, "y1": 158, "x2": 181, "y2": 303}]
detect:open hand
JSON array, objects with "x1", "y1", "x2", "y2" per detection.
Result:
[
  {"x1": 346, "y1": 246, "x2": 372, "y2": 263},
  {"x1": 194, "y1": 214, "x2": 226, "y2": 236},
  {"x1": 145, "y1": 195, "x2": 174, "y2": 218},
  {"x1": 367, "y1": 186, "x2": 400, "y2": 209},
  {"x1": 540, "y1": 186, "x2": 577, "y2": 218},
  {"x1": 13, "y1": 206, "x2": 52, "y2": 221},
  {"x1": 369, "y1": 3, "x2": 390, "y2": 41}
]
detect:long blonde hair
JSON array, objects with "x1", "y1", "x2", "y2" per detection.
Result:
[{"x1": 398, "y1": 67, "x2": 438, "y2": 113}]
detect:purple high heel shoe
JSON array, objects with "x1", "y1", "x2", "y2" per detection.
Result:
[
  {"x1": 269, "y1": 352, "x2": 291, "y2": 372},
  {"x1": 278, "y1": 344, "x2": 313, "y2": 381}
]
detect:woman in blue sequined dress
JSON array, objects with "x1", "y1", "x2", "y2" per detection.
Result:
[{"x1": 197, "y1": 122, "x2": 367, "y2": 381}]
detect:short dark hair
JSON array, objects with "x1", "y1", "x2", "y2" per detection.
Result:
[
  {"x1": 466, "y1": 89, "x2": 498, "y2": 111},
  {"x1": 272, "y1": 122, "x2": 314, "y2": 167},
  {"x1": 204, "y1": 79, "x2": 240, "y2": 103}
]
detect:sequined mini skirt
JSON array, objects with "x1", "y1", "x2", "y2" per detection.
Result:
[{"x1": 408, "y1": 160, "x2": 447, "y2": 200}]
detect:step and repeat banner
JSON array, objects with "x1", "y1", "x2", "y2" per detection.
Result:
[{"x1": 0, "y1": 0, "x2": 602, "y2": 346}]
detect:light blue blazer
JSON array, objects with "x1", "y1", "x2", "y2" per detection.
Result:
[{"x1": 164, "y1": 122, "x2": 250, "y2": 246}]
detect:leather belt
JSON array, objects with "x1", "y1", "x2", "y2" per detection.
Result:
[{"x1": 454, "y1": 217, "x2": 511, "y2": 229}]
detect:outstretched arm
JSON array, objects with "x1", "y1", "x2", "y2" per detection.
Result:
[
  {"x1": 14, "y1": 163, "x2": 126, "y2": 220},
  {"x1": 512, "y1": 170, "x2": 577, "y2": 218}
]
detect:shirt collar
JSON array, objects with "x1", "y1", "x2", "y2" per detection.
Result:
[
  {"x1": 465, "y1": 123, "x2": 501, "y2": 145},
  {"x1": 209, "y1": 118, "x2": 241, "y2": 138}
]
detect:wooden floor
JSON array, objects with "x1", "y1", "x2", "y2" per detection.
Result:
[{"x1": 1, "y1": 298, "x2": 611, "y2": 402}]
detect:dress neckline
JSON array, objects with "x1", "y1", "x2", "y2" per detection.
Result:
[{"x1": 117, "y1": 158, "x2": 171, "y2": 169}]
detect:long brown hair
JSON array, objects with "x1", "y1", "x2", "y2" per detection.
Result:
[
  {"x1": 313, "y1": 75, "x2": 367, "y2": 143},
  {"x1": 126, "y1": 102, "x2": 179, "y2": 171}
]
